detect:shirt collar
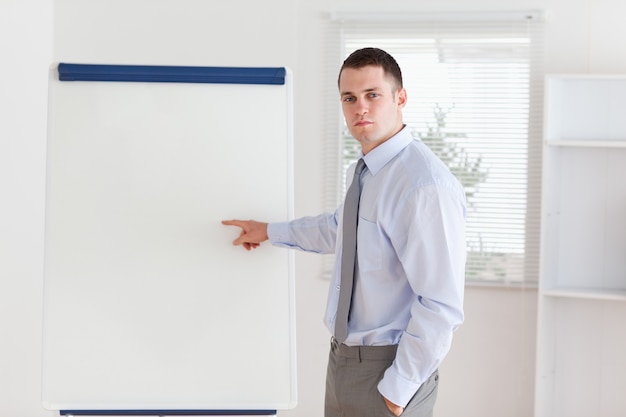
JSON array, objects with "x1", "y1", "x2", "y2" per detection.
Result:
[{"x1": 361, "y1": 125, "x2": 413, "y2": 176}]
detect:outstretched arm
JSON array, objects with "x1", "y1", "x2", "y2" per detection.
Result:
[{"x1": 221, "y1": 219, "x2": 268, "y2": 251}]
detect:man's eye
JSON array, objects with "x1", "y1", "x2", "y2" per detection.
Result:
[
  {"x1": 368, "y1": 93, "x2": 379, "y2": 98},
  {"x1": 344, "y1": 97, "x2": 355, "y2": 103}
]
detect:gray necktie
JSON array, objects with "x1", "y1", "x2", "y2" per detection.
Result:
[{"x1": 335, "y1": 158, "x2": 365, "y2": 344}]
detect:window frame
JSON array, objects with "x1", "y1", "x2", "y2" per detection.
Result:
[{"x1": 324, "y1": 11, "x2": 545, "y2": 285}]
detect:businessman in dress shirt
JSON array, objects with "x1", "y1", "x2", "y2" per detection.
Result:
[{"x1": 223, "y1": 47, "x2": 466, "y2": 417}]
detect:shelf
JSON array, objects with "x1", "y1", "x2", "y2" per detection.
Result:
[
  {"x1": 546, "y1": 139, "x2": 626, "y2": 148},
  {"x1": 548, "y1": 74, "x2": 626, "y2": 80},
  {"x1": 537, "y1": 74, "x2": 626, "y2": 417},
  {"x1": 542, "y1": 287, "x2": 626, "y2": 301}
]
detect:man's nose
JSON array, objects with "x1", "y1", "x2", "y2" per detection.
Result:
[{"x1": 356, "y1": 101, "x2": 368, "y2": 116}]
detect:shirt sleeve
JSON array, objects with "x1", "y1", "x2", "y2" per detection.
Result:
[
  {"x1": 377, "y1": 183, "x2": 467, "y2": 407},
  {"x1": 267, "y1": 210, "x2": 340, "y2": 254}
]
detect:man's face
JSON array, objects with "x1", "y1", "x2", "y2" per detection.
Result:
[{"x1": 339, "y1": 65, "x2": 407, "y2": 154}]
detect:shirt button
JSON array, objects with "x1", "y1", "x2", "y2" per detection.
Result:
[{"x1": 335, "y1": 285, "x2": 340, "y2": 291}]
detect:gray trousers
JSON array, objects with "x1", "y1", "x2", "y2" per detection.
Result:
[{"x1": 325, "y1": 337, "x2": 439, "y2": 417}]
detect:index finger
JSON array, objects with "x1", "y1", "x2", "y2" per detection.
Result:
[{"x1": 221, "y1": 219, "x2": 245, "y2": 227}]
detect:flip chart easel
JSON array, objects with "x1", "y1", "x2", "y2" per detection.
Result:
[{"x1": 42, "y1": 63, "x2": 296, "y2": 416}]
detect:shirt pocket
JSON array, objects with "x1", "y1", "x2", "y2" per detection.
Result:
[{"x1": 357, "y1": 217, "x2": 383, "y2": 272}]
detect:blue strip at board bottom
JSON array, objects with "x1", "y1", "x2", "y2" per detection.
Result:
[{"x1": 59, "y1": 410, "x2": 277, "y2": 416}]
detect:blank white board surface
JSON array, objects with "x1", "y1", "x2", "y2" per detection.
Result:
[{"x1": 42, "y1": 64, "x2": 295, "y2": 414}]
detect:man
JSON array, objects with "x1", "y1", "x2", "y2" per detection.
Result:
[{"x1": 223, "y1": 47, "x2": 466, "y2": 417}]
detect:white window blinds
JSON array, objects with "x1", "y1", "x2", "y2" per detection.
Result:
[{"x1": 324, "y1": 12, "x2": 544, "y2": 284}]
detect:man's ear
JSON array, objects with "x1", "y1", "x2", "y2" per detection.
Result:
[{"x1": 396, "y1": 88, "x2": 408, "y2": 108}]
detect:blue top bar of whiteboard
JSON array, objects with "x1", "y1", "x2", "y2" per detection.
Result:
[{"x1": 58, "y1": 63, "x2": 286, "y2": 85}]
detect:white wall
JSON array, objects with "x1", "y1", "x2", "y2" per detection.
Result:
[
  {"x1": 3, "y1": 0, "x2": 626, "y2": 416},
  {"x1": 0, "y1": 1, "x2": 52, "y2": 416}
]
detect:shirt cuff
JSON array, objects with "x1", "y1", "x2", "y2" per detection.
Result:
[
  {"x1": 267, "y1": 222, "x2": 291, "y2": 245},
  {"x1": 377, "y1": 365, "x2": 422, "y2": 408}
]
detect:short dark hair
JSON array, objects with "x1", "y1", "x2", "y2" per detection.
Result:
[{"x1": 338, "y1": 47, "x2": 403, "y2": 89}]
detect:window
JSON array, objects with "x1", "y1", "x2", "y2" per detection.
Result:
[{"x1": 325, "y1": 11, "x2": 545, "y2": 284}]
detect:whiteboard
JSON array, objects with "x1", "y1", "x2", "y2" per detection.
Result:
[{"x1": 42, "y1": 64, "x2": 295, "y2": 414}]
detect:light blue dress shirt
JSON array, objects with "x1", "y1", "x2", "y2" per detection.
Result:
[{"x1": 267, "y1": 126, "x2": 466, "y2": 407}]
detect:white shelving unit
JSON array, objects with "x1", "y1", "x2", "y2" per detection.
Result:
[{"x1": 536, "y1": 75, "x2": 626, "y2": 417}]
